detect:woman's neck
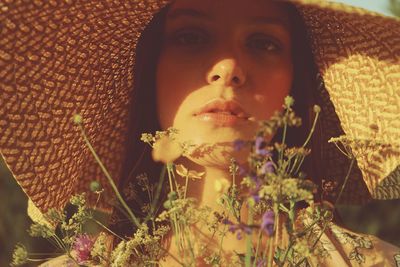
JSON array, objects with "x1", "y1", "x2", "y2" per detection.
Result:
[
  {"x1": 175, "y1": 157, "x2": 227, "y2": 196},
  {"x1": 197, "y1": 166, "x2": 232, "y2": 212},
  {"x1": 175, "y1": 157, "x2": 247, "y2": 218}
]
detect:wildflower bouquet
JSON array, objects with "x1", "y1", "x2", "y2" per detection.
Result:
[{"x1": 12, "y1": 96, "x2": 340, "y2": 267}]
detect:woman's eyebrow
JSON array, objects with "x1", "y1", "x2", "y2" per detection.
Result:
[
  {"x1": 167, "y1": 8, "x2": 212, "y2": 20},
  {"x1": 167, "y1": 8, "x2": 289, "y2": 30},
  {"x1": 248, "y1": 16, "x2": 291, "y2": 31}
]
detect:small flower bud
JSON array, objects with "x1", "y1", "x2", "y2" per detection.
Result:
[
  {"x1": 313, "y1": 105, "x2": 321, "y2": 113},
  {"x1": 73, "y1": 114, "x2": 83, "y2": 125},
  {"x1": 11, "y1": 244, "x2": 28, "y2": 266},
  {"x1": 163, "y1": 200, "x2": 172, "y2": 209},
  {"x1": 89, "y1": 181, "x2": 102, "y2": 192},
  {"x1": 284, "y1": 95, "x2": 294, "y2": 108},
  {"x1": 168, "y1": 191, "x2": 178, "y2": 200}
]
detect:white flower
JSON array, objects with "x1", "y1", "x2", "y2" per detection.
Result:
[{"x1": 175, "y1": 164, "x2": 205, "y2": 180}]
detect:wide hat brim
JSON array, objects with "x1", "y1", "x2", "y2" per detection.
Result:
[{"x1": 1, "y1": 0, "x2": 399, "y2": 215}]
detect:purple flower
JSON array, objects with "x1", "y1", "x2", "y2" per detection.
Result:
[
  {"x1": 252, "y1": 194, "x2": 261, "y2": 203},
  {"x1": 261, "y1": 211, "x2": 275, "y2": 236},
  {"x1": 223, "y1": 219, "x2": 238, "y2": 233},
  {"x1": 255, "y1": 137, "x2": 271, "y2": 157},
  {"x1": 236, "y1": 231, "x2": 243, "y2": 240},
  {"x1": 260, "y1": 161, "x2": 274, "y2": 174},
  {"x1": 236, "y1": 225, "x2": 252, "y2": 240},
  {"x1": 228, "y1": 225, "x2": 238, "y2": 234},
  {"x1": 72, "y1": 234, "x2": 94, "y2": 264},
  {"x1": 243, "y1": 225, "x2": 252, "y2": 235},
  {"x1": 233, "y1": 139, "x2": 246, "y2": 151},
  {"x1": 222, "y1": 219, "x2": 252, "y2": 240},
  {"x1": 249, "y1": 176, "x2": 262, "y2": 204}
]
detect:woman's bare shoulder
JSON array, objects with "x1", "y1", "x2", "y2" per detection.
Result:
[{"x1": 38, "y1": 255, "x2": 77, "y2": 267}]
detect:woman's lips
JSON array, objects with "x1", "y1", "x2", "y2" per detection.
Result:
[
  {"x1": 193, "y1": 99, "x2": 254, "y2": 127},
  {"x1": 195, "y1": 112, "x2": 247, "y2": 126}
]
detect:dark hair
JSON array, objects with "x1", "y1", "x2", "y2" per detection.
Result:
[
  {"x1": 110, "y1": 7, "x2": 168, "y2": 235},
  {"x1": 112, "y1": 3, "x2": 329, "y2": 236}
]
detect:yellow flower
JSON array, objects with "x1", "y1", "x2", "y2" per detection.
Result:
[
  {"x1": 175, "y1": 164, "x2": 205, "y2": 180},
  {"x1": 152, "y1": 135, "x2": 182, "y2": 163}
]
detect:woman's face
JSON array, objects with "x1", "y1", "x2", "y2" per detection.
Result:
[{"x1": 157, "y1": 0, "x2": 293, "y2": 166}]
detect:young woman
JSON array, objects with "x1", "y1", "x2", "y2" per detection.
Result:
[{"x1": 1, "y1": 0, "x2": 399, "y2": 266}]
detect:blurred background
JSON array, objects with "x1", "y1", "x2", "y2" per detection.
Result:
[{"x1": 1, "y1": 1, "x2": 400, "y2": 266}]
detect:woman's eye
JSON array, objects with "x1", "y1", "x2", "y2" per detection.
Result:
[
  {"x1": 173, "y1": 30, "x2": 208, "y2": 46},
  {"x1": 246, "y1": 34, "x2": 281, "y2": 52}
]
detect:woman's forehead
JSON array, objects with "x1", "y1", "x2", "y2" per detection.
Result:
[{"x1": 168, "y1": 0, "x2": 291, "y2": 25}]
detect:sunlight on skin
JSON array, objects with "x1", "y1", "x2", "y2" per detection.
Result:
[
  {"x1": 157, "y1": 0, "x2": 292, "y2": 209},
  {"x1": 156, "y1": 0, "x2": 293, "y2": 262}
]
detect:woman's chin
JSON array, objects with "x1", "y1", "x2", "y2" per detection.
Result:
[{"x1": 172, "y1": 121, "x2": 255, "y2": 167}]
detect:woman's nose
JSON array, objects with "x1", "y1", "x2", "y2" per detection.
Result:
[{"x1": 206, "y1": 59, "x2": 246, "y2": 87}]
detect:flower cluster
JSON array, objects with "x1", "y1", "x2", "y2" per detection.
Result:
[
  {"x1": 13, "y1": 96, "x2": 342, "y2": 267},
  {"x1": 73, "y1": 234, "x2": 95, "y2": 264}
]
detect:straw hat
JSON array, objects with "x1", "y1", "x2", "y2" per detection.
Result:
[{"x1": 1, "y1": 0, "x2": 399, "y2": 217}]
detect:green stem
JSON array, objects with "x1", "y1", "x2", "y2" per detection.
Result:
[
  {"x1": 288, "y1": 201, "x2": 295, "y2": 233},
  {"x1": 267, "y1": 235, "x2": 274, "y2": 267},
  {"x1": 289, "y1": 157, "x2": 299, "y2": 175},
  {"x1": 94, "y1": 190, "x2": 103, "y2": 209},
  {"x1": 294, "y1": 220, "x2": 329, "y2": 267},
  {"x1": 159, "y1": 246, "x2": 185, "y2": 266},
  {"x1": 184, "y1": 224, "x2": 196, "y2": 265},
  {"x1": 28, "y1": 253, "x2": 63, "y2": 256},
  {"x1": 50, "y1": 234, "x2": 67, "y2": 252},
  {"x1": 245, "y1": 208, "x2": 254, "y2": 267},
  {"x1": 335, "y1": 157, "x2": 355, "y2": 205},
  {"x1": 78, "y1": 124, "x2": 140, "y2": 228},
  {"x1": 171, "y1": 169, "x2": 181, "y2": 199},
  {"x1": 27, "y1": 257, "x2": 64, "y2": 262},
  {"x1": 45, "y1": 235, "x2": 61, "y2": 251},
  {"x1": 112, "y1": 203, "x2": 130, "y2": 224},
  {"x1": 146, "y1": 184, "x2": 153, "y2": 204},
  {"x1": 252, "y1": 228, "x2": 263, "y2": 267},
  {"x1": 302, "y1": 110, "x2": 320, "y2": 148},
  {"x1": 267, "y1": 204, "x2": 279, "y2": 267},
  {"x1": 333, "y1": 142, "x2": 350, "y2": 158},
  {"x1": 295, "y1": 219, "x2": 320, "y2": 237},
  {"x1": 233, "y1": 168, "x2": 236, "y2": 187},
  {"x1": 279, "y1": 123, "x2": 288, "y2": 166},
  {"x1": 91, "y1": 218, "x2": 126, "y2": 241},
  {"x1": 184, "y1": 175, "x2": 189, "y2": 199},
  {"x1": 218, "y1": 224, "x2": 228, "y2": 259},
  {"x1": 293, "y1": 155, "x2": 305, "y2": 175},
  {"x1": 279, "y1": 203, "x2": 290, "y2": 214},
  {"x1": 284, "y1": 155, "x2": 294, "y2": 175},
  {"x1": 282, "y1": 118, "x2": 288, "y2": 146},
  {"x1": 149, "y1": 165, "x2": 167, "y2": 219},
  {"x1": 280, "y1": 240, "x2": 294, "y2": 266}
]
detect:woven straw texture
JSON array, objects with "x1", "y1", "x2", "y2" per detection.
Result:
[
  {"x1": 0, "y1": 0, "x2": 169, "y2": 213},
  {"x1": 0, "y1": 0, "x2": 399, "y2": 214},
  {"x1": 293, "y1": 1, "x2": 400, "y2": 202}
]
